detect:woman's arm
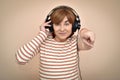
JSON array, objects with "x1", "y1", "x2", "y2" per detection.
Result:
[
  {"x1": 15, "y1": 21, "x2": 51, "y2": 64},
  {"x1": 77, "y1": 28, "x2": 95, "y2": 51},
  {"x1": 15, "y1": 31, "x2": 47, "y2": 64}
]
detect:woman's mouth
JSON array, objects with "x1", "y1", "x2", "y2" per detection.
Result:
[{"x1": 59, "y1": 33, "x2": 66, "y2": 35}]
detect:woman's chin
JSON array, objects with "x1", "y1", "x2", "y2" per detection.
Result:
[{"x1": 54, "y1": 37, "x2": 68, "y2": 42}]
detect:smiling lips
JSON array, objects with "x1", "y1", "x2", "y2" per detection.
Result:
[{"x1": 59, "y1": 32, "x2": 66, "y2": 35}]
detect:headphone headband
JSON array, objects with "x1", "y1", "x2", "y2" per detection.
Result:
[{"x1": 48, "y1": 5, "x2": 79, "y2": 18}]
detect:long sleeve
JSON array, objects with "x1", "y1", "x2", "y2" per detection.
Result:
[{"x1": 15, "y1": 31, "x2": 47, "y2": 64}]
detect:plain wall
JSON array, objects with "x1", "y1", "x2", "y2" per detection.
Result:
[{"x1": 0, "y1": 0, "x2": 120, "y2": 80}]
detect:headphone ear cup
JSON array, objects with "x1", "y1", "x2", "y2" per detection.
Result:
[
  {"x1": 72, "y1": 20, "x2": 79, "y2": 32},
  {"x1": 49, "y1": 23, "x2": 54, "y2": 32},
  {"x1": 45, "y1": 16, "x2": 54, "y2": 32},
  {"x1": 72, "y1": 16, "x2": 81, "y2": 32}
]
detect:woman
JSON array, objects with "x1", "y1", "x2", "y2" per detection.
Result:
[{"x1": 16, "y1": 5, "x2": 95, "y2": 80}]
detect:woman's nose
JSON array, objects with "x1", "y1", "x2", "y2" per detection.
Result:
[{"x1": 60, "y1": 25, "x2": 65, "y2": 31}]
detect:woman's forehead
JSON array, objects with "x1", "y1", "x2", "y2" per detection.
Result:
[{"x1": 61, "y1": 16, "x2": 69, "y2": 23}]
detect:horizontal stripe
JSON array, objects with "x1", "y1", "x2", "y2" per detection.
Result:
[
  {"x1": 40, "y1": 47, "x2": 76, "y2": 55},
  {"x1": 39, "y1": 68, "x2": 77, "y2": 76},
  {"x1": 40, "y1": 49, "x2": 77, "y2": 57},
  {"x1": 39, "y1": 70, "x2": 78, "y2": 79},
  {"x1": 41, "y1": 42, "x2": 77, "y2": 53},
  {"x1": 40, "y1": 56, "x2": 77, "y2": 64},
  {"x1": 39, "y1": 65, "x2": 78, "y2": 73},
  {"x1": 42, "y1": 38, "x2": 77, "y2": 48},
  {"x1": 40, "y1": 60, "x2": 77, "y2": 69},
  {"x1": 40, "y1": 59, "x2": 77, "y2": 67},
  {"x1": 39, "y1": 64, "x2": 77, "y2": 73},
  {"x1": 40, "y1": 52, "x2": 77, "y2": 61}
]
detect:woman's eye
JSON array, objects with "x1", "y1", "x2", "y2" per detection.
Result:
[{"x1": 65, "y1": 23, "x2": 70, "y2": 26}]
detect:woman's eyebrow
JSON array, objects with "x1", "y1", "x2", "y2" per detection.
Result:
[{"x1": 65, "y1": 20, "x2": 69, "y2": 23}]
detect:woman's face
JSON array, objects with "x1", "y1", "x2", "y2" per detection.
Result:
[{"x1": 53, "y1": 16, "x2": 72, "y2": 42}]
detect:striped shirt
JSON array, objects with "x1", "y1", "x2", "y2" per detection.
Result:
[{"x1": 16, "y1": 31, "x2": 81, "y2": 80}]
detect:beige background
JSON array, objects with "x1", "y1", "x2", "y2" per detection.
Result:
[{"x1": 0, "y1": 0, "x2": 120, "y2": 80}]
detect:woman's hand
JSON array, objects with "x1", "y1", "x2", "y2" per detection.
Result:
[
  {"x1": 80, "y1": 28, "x2": 95, "y2": 48},
  {"x1": 39, "y1": 21, "x2": 51, "y2": 36},
  {"x1": 78, "y1": 28, "x2": 95, "y2": 50}
]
